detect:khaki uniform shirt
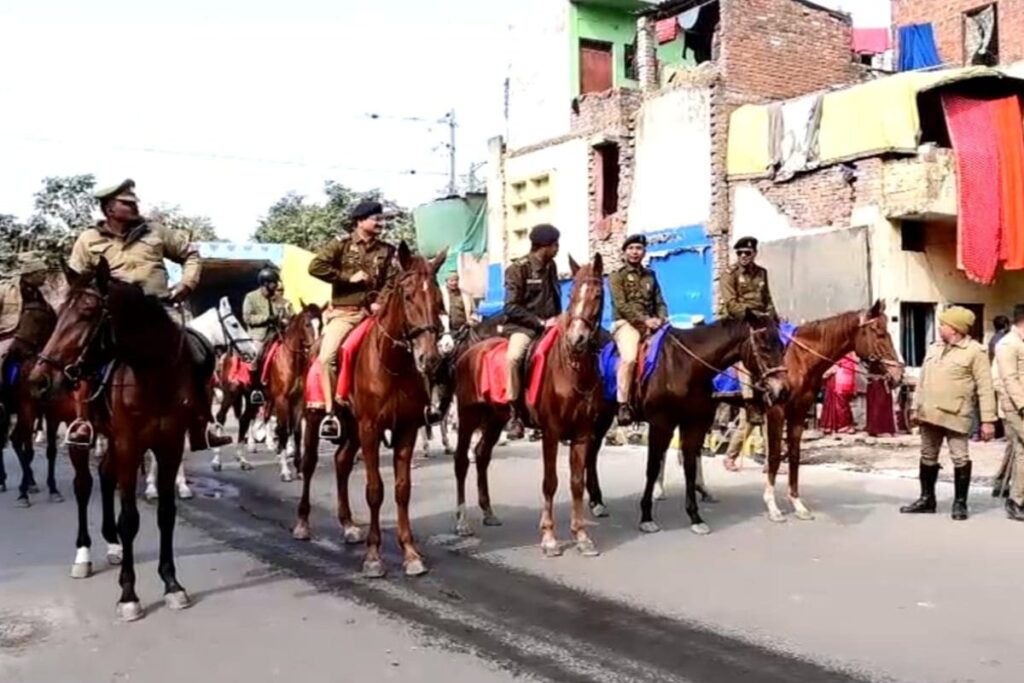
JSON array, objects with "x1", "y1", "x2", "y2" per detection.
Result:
[
  {"x1": 0, "y1": 278, "x2": 23, "y2": 337},
  {"x1": 242, "y1": 289, "x2": 276, "y2": 343},
  {"x1": 273, "y1": 295, "x2": 295, "y2": 321},
  {"x1": 914, "y1": 337, "x2": 996, "y2": 434},
  {"x1": 719, "y1": 263, "x2": 776, "y2": 320},
  {"x1": 503, "y1": 253, "x2": 561, "y2": 336},
  {"x1": 448, "y1": 289, "x2": 468, "y2": 332},
  {"x1": 609, "y1": 263, "x2": 668, "y2": 329},
  {"x1": 994, "y1": 329, "x2": 1024, "y2": 417},
  {"x1": 68, "y1": 220, "x2": 200, "y2": 298},
  {"x1": 308, "y1": 233, "x2": 397, "y2": 309}
]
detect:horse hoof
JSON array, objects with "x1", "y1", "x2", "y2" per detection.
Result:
[
  {"x1": 541, "y1": 541, "x2": 563, "y2": 558},
  {"x1": 343, "y1": 526, "x2": 366, "y2": 545},
  {"x1": 454, "y1": 521, "x2": 475, "y2": 537},
  {"x1": 404, "y1": 558, "x2": 428, "y2": 577},
  {"x1": 49, "y1": 492, "x2": 65, "y2": 504},
  {"x1": 482, "y1": 513, "x2": 503, "y2": 527},
  {"x1": 653, "y1": 486, "x2": 666, "y2": 501},
  {"x1": 590, "y1": 503, "x2": 609, "y2": 518},
  {"x1": 280, "y1": 473, "x2": 294, "y2": 483},
  {"x1": 292, "y1": 522, "x2": 312, "y2": 541},
  {"x1": 363, "y1": 559, "x2": 386, "y2": 579},
  {"x1": 27, "y1": 484, "x2": 40, "y2": 495},
  {"x1": 767, "y1": 511, "x2": 787, "y2": 524},
  {"x1": 165, "y1": 590, "x2": 192, "y2": 611},
  {"x1": 177, "y1": 488, "x2": 194, "y2": 501},
  {"x1": 16, "y1": 496, "x2": 30, "y2": 509},
  {"x1": 701, "y1": 493, "x2": 720, "y2": 504},
  {"x1": 576, "y1": 538, "x2": 600, "y2": 557},
  {"x1": 639, "y1": 521, "x2": 660, "y2": 534},
  {"x1": 144, "y1": 490, "x2": 158, "y2": 503},
  {"x1": 117, "y1": 601, "x2": 144, "y2": 622},
  {"x1": 444, "y1": 447, "x2": 454, "y2": 455},
  {"x1": 690, "y1": 522, "x2": 712, "y2": 536},
  {"x1": 211, "y1": 462, "x2": 223, "y2": 472},
  {"x1": 0, "y1": 483, "x2": 6, "y2": 493},
  {"x1": 794, "y1": 509, "x2": 815, "y2": 521},
  {"x1": 239, "y1": 460, "x2": 254, "y2": 472},
  {"x1": 70, "y1": 562, "x2": 93, "y2": 579},
  {"x1": 107, "y1": 545, "x2": 123, "y2": 565}
]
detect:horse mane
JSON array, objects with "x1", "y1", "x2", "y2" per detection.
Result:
[
  {"x1": 667, "y1": 318, "x2": 751, "y2": 345},
  {"x1": 793, "y1": 310, "x2": 862, "y2": 351}
]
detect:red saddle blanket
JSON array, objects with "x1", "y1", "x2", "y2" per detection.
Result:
[
  {"x1": 303, "y1": 317, "x2": 376, "y2": 408},
  {"x1": 223, "y1": 354, "x2": 252, "y2": 386},
  {"x1": 478, "y1": 327, "x2": 561, "y2": 406}
]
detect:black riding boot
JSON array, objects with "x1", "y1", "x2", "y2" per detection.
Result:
[
  {"x1": 951, "y1": 461, "x2": 972, "y2": 521},
  {"x1": 900, "y1": 462, "x2": 939, "y2": 514}
]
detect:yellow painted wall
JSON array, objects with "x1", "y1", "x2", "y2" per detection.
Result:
[{"x1": 280, "y1": 245, "x2": 331, "y2": 309}]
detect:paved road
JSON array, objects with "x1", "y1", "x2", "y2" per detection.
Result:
[{"x1": 2, "y1": 437, "x2": 1021, "y2": 683}]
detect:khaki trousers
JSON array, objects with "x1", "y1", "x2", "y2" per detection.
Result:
[
  {"x1": 919, "y1": 423, "x2": 970, "y2": 468},
  {"x1": 319, "y1": 309, "x2": 367, "y2": 411},
  {"x1": 506, "y1": 332, "x2": 533, "y2": 402},
  {"x1": 999, "y1": 406, "x2": 1024, "y2": 505},
  {"x1": 612, "y1": 321, "x2": 641, "y2": 404},
  {"x1": 725, "y1": 408, "x2": 755, "y2": 459}
]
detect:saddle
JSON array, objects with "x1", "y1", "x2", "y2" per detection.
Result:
[
  {"x1": 303, "y1": 317, "x2": 375, "y2": 409},
  {"x1": 186, "y1": 328, "x2": 216, "y2": 379},
  {"x1": 478, "y1": 327, "x2": 559, "y2": 410}
]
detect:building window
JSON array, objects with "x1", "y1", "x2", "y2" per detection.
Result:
[
  {"x1": 625, "y1": 39, "x2": 638, "y2": 81},
  {"x1": 594, "y1": 142, "x2": 620, "y2": 218},
  {"x1": 901, "y1": 302, "x2": 935, "y2": 367},
  {"x1": 580, "y1": 39, "x2": 613, "y2": 94},
  {"x1": 964, "y1": 4, "x2": 998, "y2": 66},
  {"x1": 901, "y1": 220, "x2": 926, "y2": 252}
]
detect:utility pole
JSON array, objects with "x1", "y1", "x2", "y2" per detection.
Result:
[{"x1": 447, "y1": 109, "x2": 457, "y2": 196}]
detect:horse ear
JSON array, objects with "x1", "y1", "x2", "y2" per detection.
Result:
[
  {"x1": 430, "y1": 247, "x2": 448, "y2": 275},
  {"x1": 96, "y1": 256, "x2": 111, "y2": 294},
  {"x1": 60, "y1": 258, "x2": 79, "y2": 288},
  {"x1": 871, "y1": 299, "x2": 884, "y2": 317},
  {"x1": 592, "y1": 253, "x2": 603, "y2": 277},
  {"x1": 219, "y1": 297, "x2": 232, "y2": 315},
  {"x1": 569, "y1": 255, "x2": 580, "y2": 277},
  {"x1": 299, "y1": 297, "x2": 306, "y2": 309},
  {"x1": 397, "y1": 241, "x2": 413, "y2": 270}
]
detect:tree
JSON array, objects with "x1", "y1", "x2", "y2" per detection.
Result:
[
  {"x1": 253, "y1": 180, "x2": 416, "y2": 252},
  {"x1": 150, "y1": 204, "x2": 221, "y2": 242}
]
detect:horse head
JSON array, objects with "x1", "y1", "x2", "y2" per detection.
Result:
[
  {"x1": 855, "y1": 299, "x2": 904, "y2": 388},
  {"x1": 215, "y1": 296, "x2": 258, "y2": 359},
  {"x1": 284, "y1": 301, "x2": 322, "y2": 354},
  {"x1": 742, "y1": 310, "x2": 789, "y2": 406},
  {"x1": 565, "y1": 253, "x2": 604, "y2": 356},
  {"x1": 383, "y1": 242, "x2": 446, "y2": 376}
]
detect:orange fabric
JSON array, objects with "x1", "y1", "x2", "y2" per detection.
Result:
[
  {"x1": 260, "y1": 341, "x2": 281, "y2": 385},
  {"x1": 335, "y1": 317, "x2": 376, "y2": 402},
  {"x1": 998, "y1": 95, "x2": 1024, "y2": 270},
  {"x1": 305, "y1": 357, "x2": 325, "y2": 409},
  {"x1": 480, "y1": 340, "x2": 511, "y2": 404},
  {"x1": 225, "y1": 355, "x2": 252, "y2": 386},
  {"x1": 526, "y1": 326, "x2": 562, "y2": 407}
]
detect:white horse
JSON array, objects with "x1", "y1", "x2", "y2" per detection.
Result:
[{"x1": 144, "y1": 297, "x2": 257, "y2": 501}]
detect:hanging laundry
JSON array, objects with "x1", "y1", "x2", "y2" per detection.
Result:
[
  {"x1": 853, "y1": 28, "x2": 891, "y2": 55},
  {"x1": 996, "y1": 96, "x2": 1024, "y2": 270},
  {"x1": 898, "y1": 24, "x2": 942, "y2": 71},
  {"x1": 656, "y1": 17, "x2": 678, "y2": 44},
  {"x1": 775, "y1": 93, "x2": 824, "y2": 181}
]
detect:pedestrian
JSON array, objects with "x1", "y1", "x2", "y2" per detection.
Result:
[
  {"x1": 820, "y1": 353, "x2": 857, "y2": 434},
  {"x1": 901, "y1": 306, "x2": 996, "y2": 521},
  {"x1": 991, "y1": 305, "x2": 1024, "y2": 521},
  {"x1": 865, "y1": 362, "x2": 897, "y2": 437},
  {"x1": 989, "y1": 315, "x2": 1011, "y2": 361}
]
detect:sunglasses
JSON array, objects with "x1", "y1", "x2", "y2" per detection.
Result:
[{"x1": 735, "y1": 249, "x2": 754, "y2": 256}]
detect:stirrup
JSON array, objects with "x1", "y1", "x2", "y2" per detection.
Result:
[
  {"x1": 319, "y1": 414, "x2": 342, "y2": 440},
  {"x1": 65, "y1": 419, "x2": 94, "y2": 448},
  {"x1": 250, "y1": 389, "x2": 265, "y2": 406}
]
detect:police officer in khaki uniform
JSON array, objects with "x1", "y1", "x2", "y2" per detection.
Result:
[
  {"x1": 992, "y1": 304, "x2": 1024, "y2": 521},
  {"x1": 67, "y1": 179, "x2": 230, "y2": 449},
  {"x1": 308, "y1": 200, "x2": 398, "y2": 439},
  {"x1": 609, "y1": 234, "x2": 667, "y2": 426},
  {"x1": 503, "y1": 224, "x2": 562, "y2": 439},
  {"x1": 720, "y1": 236, "x2": 776, "y2": 471},
  {"x1": 902, "y1": 306, "x2": 996, "y2": 520},
  {"x1": 243, "y1": 267, "x2": 281, "y2": 404},
  {"x1": 273, "y1": 283, "x2": 295, "y2": 321}
]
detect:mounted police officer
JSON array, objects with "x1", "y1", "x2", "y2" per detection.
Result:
[
  {"x1": 66, "y1": 179, "x2": 231, "y2": 449},
  {"x1": 0, "y1": 253, "x2": 52, "y2": 394},
  {"x1": 308, "y1": 200, "x2": 399, "y2": 439},
  {"x1": 609, "y1": 234, "x2": 667, "y2": 426},
  {"x1": 720, "y1": 236, "x2": 776, "y2": 471},
  {"x1": 243, "y1": 267, "x2": 281, "y2": 404},
  {"x1": 502, "y1": 224, "x2": 562, "y2": 439}
]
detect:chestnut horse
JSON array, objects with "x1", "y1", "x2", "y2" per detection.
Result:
[
  {"x1": 294, "y1": 243, "x2": 445, "y2": 578},
  {"x1": 30, "y1": 258, "x2": 217, "y2": 621},
  {"x1": 761, "y1": 301, "x2": 903, "y2": 521},
  {"x1": 452, "y1": 255, "x2": 605, "y2": 556},
  {"x1": 264, "y1": 303, "x2": 321, "y2": 482}
]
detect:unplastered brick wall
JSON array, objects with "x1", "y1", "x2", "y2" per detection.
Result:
[
  {"x1": 892, "y1": 0, "x2": 1024, "y2": 65},
  {"x1": 719, "y1": 0, "x2": 859, "y2": 101}
]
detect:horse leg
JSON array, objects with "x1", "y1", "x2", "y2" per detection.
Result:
[
  {"x1": 681, "y1": 418, "x2": 713, "y2": 535},
  {"x1": 176, "y1": 457, "x2": 193, "y2": 500},
  {"x1": 275, "y1": 400, "x2": 295, "y2": 482},
  {"x1": 0, "y1": 441, "x2": 6, "y2": 493},
  {"x1": 476, "y1": 412, "x2": 505, "y2": 528},
  {"x1": 289, "y1": 404, "x2": 302, "y2": 477},
  {"x1": 763, "y1": 408, "x2": 787, "y2": 523},
  {"x1": 787, "y1": 412, "x2": 813, "y2": 520},
  {"x1": 441, "y1": 405, "x2": 454, "y2": 455},
  {"x1": 12, "y1": 430, "x2": 34, "y2": 507},
  {"x1": 587, "y1": 409, "x2": 613, "y2": 517},
  {"x1": 154, "y1": 442, "x2": 190, "y2": 610},
  {"x1": 695, "y1": 452, "x2": 719, "y2": 503},
  {"x1": 45, "y1": 416, "x2": 63, "y2": 502},
  {"x1": 293, "y1": 414, "x2": 320, "y2": 541},
  {"x1": 539, "y1": 432, "x2": 562, "y2": 556},
  {"x1": 98, "y1": 451, "x2": 122, "y2": 565},
  {"x1": 115, "y1": 450, "x2": 144, "y2": 622},
  {"x1": 654, "y1": 448, "x2": 668, "y2": 501},
  {"x1": 236, "y1": 399, "x2": 255, "y2": 469},
  {"x1": 570, "y1": 437, "x2": 598, "y2": 556},
  {"x1": 639, "y1": 421, "x2": 674, "y2": 533},
  {"x1": 359, "y1": 421, "x2": 386, "y2": 578},
  {"x1": 393, "y1": 426, "x2": 426, "y2": 577},
  {"x1": 144, "y1": 451, "x2": 159, "y2": 502},
  {"x1": 453, "y1": 407, "x2": 477, "y2": 537},
  {"x1": 418, "y1": 426, "x2": 430, "y2": 461},
  {"x1": 334, "y1": 428, "x2": 365, "y2": 545},
  {"x1": 69, "y1": 445, "x2": 94, "y2": 578}
]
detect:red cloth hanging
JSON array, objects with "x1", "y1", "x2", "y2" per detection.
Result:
[
  {"x1": 997, "y1": 95, "x2": 1024, "y2": 270},
  {"x1": 655, "y1": 18, "x2": 678, "y2": 44}
]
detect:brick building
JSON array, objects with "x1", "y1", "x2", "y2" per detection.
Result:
[{"x1": 892, "y1": 0, "x2": 1024, "y2": 66}]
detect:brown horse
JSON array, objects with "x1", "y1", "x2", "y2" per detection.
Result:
[
  {"x1": 761, "y1": 301, "x2": 904, "y2": 521},
  {"x1": 452, "y1": 255, "x2": 605, "y2": 556},
  {"x1": 294, "y1": 243, "x2": 445, "y2": 578},
  {"x1": 211, "y1": 350, "x2": 260, "y2": 471},
  {"x1": 30, "y1": 258, "x2": 216, "y2": 621},
  {"x1": 263, "y1": 304, "x2": 321, "y2": 482}
]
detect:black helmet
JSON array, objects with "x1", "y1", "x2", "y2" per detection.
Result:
[{"x1": 257, "y1": 268, "x2": 280, "y2": 286}]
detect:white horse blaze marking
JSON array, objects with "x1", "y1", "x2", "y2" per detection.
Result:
[
  {"x1": 763, "y1": 482, "x2": 783, "y2": 518},
  {"x1": 574, "y1": 283, "x2": 589, "y2": 317}
]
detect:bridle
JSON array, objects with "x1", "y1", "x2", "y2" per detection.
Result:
[
  {"x1": 36, "y1": 288, "x2": 110, "y2": 385},
  {"x1": 376, "y1": 274, "x2": 443, "y2": 355},
  {"x1": 666, "y1": 322, "x2": 786, "y2": 393},
  {"x1": 780, "y1": 314, "x2": 905, "y2": 381},
  {"x1": 215, "y1": 306, "x2": 256, "y2": 357}
]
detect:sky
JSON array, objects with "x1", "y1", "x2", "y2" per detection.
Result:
[{"x1": 0, "y1": 0, "x2": 892, "y2": 242}]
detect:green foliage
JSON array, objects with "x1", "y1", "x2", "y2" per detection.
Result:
[
  {"x1": 150, "y1": 204, "x2": 221, "y2": 242},
  {"x1": 253, "y1": 180, "x2": 415, "y2": 252}
]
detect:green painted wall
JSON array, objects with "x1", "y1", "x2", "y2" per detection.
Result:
[{"x1": 569, "y1": 1, "x2": 693, "y2": 97}]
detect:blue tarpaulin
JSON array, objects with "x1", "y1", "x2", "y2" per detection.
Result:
[{"x1": 898, "y1": 24, "x2": 942, "y2": 72}]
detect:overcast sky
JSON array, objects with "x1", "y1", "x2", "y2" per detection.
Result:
[{"x1": 0, "y1": 0, "x2": 891, "y2": 242}]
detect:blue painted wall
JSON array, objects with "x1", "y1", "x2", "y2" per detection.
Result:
[{"x1": 478, "y1": 225, "x2": 713, "y2": 327}]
